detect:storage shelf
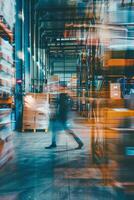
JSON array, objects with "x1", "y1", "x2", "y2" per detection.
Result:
[
  {"x1": 0, "y1": 108, "x2": 11, "y2": 111},
  {"x1": 0, "y1": 20, "x2": 13, "y2": 42},
  {"x1": 0, "y1": 121, "x2": 11, "y2": 126}
]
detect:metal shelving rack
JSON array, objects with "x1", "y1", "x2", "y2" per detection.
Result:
[{"x1": 0, "y1": 14, "x2": 15, "y2": 167}]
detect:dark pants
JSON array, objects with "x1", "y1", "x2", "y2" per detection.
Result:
[{"x1": 50, "y1": 119, "x2": 83, "y2": 146}]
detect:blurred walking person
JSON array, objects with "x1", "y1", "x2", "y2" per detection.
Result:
[{"x1": 46, "y1": 89, "x2": 83, "y2": 149}]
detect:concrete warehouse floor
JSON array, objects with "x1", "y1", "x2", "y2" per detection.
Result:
[{"x1": 0, "y1": 114, "x2": 129, "y2": 200}]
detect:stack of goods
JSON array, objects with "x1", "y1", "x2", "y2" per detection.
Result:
[
  {"x1": 0, "y1": 0, "x2": 16, "y2": 30},
  {"x1": 110, "y1": 83, "x2": 121, "y2": 99},
  {"x1": 23, "y1": 93, "x2": 49, "y2": 132},
  {"x1": 47, "y1": 75, "x2": 60, "y2": 94},
  {"x1": 0, "y1": 108, "x2": 13, "y2": 168},
  {"x1": 47, "y1": 75, "x2": 60, "y2": 115},
  {"x1": 23, "y1": 93, "x2": 36, "y2": 130},
  {"x1": 35, "y1": 93, "x2": 49, "y2": 130},
  {"x1": 0, "y1": 37, "x2": 14, "y2": 98},
  {"x1": 0, "y1": 37, "x2": 14, "y2": 167},
  {"x1": 0, "y1": 0, "x2": 15, "y2": 168},
  {"x1": 68, "y1": 76, "x2": 77, "y2": 110}
]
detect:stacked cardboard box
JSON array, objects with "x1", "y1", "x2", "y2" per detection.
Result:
[
  {"x1": 110, "y1": 83, "x2": 121, "y2": 99},
  {"x1": 0, "y1": 135, "x2": 13, "y2": 168},
  {"x1": 23, "y1": 93, "x2": 49, "y2": 131},
  {"x1": 35, "y1": 93, "x2": 49, "y2": 130},
  {"x1": 23, "y1": 110, "x2": 36, "y2": 130},
  {"x1": 0, "y1": 37, "x2": 14, "y2": 166},
  {"x1": 0, "y1": 0, "x2": 16, "y2": 30},
  {"x1": 0, "y1": 108, "x2": 13, "y2": 168},
  {"x1": 0, "y1": 2, "x2": 15, "y2": 167},
  {"x1": 0, "y1": 37, "x2": 14, "y2": 98}
]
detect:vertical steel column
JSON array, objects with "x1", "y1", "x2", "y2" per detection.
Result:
[
  {"x1": 33, "y1": 10, "x2": 38, "y2": 92},
  {"x1": 30, "y1": 2, "x2": 36, "y2": 92},
  {"x1": 40, "y1": 31, "x2": 46, "y2": 92},
  {"x1": 29, "y1": 0, "x2": 34, "y2": 92},
  {"x1": 64, "y1": 54, "x2": 66, "y2": 83},
  {"x1": 15, "y1": 0, "x2": 31, "y2": 130},
  {"x1": 44, "y1": 49, "x2": 48, "y2": 84},
  {"x1": 37, "y1": 19, "x2": 43, "y2": 92},
  {"x1": 23, "y1": 0, "x2": 30, "y2": 92},
  {"x1": 15, "y1": 0, "x2": 23, "y2": 131},
  {"x1": 91, "y1": 0, "x2": 97, "y2": 96}
]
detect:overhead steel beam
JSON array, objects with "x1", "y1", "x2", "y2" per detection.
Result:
[
  {"x1": 40, "y1": 17, "x2": 97, "y2": 22},
  {"x1": 48, "y1": 44, "x2": 84, "y2": 47},
  {"x1": 41, "y1": 23, "x2": 127, "y2": 32},
  {"x1": 47, "y1": 42, "x2": 78, "y2": 45},
  {"x1": 41, "y1": 27, "x2": 89, "y2": 32},
  {"x1": 38, "y1": 6, "x2": 78, "y2": 12},
  {"x1": 48, "y1": 46, "x2": 85, "y2": 50},
  {"x1": 52, "y1": 71, "x2": 76, "y2": 74},
  {"x1": 48, "y1": 48, "x2": 85, "y2": 51},
  {"x1": 49, "y1": 49, "x2": 80, "y2": 52},
  {"x1": 42, "y1": 42, "x2": 86, "y2": 49},
  {"x1": 49, "y1": 48, "x2": 81, "y2": 51}
]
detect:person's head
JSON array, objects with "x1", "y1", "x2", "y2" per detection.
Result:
[{"x1": 58, "y1": 84, "x2": 69, "y2": 94}]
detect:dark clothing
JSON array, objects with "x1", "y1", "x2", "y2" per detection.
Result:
[
  {"x1": 57, "y1": 93, "x2": 73, "y2": 122},
  {"x1": 50, "y1": 119, "x2": 83, "y2": 147},
  {"x1": 48, "y1": 92, "x2": 83, "y2": 148}
]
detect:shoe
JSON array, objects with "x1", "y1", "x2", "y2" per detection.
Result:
[
  {"x1": 45, "y1": 144, "x2": 57, "y2": 149},
  {"x1": 75, "y1": 143, "x2": 84, "y2": 150}
]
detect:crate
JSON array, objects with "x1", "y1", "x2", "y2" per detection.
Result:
[
  {"x1": 110, "y1": 83, "x2": 121, "y2": 99},
  {"x1": 23, "y1": 110, "x2": 36, "y2": 115},
  {"x1": 23, "y1": 93, "x2": 50, "y2": 132},
  {"x1": 23, "y1": 112, "x2": 35, "y2": 120},
  {"x1": 35, "y1": 112, "x2": 49, "y2": 123},
  {"x1": 34, "y1": 104, "x2": 49, "y2": 110},
  {"x1": 36, "y1": 111, "x2": 49, "y2": 119},
  {"x1": 0, "y1": 139, "x2": 13, "y2": 168},
  {"x1": 23, "y1": 106, "x2": 35, "y2": 112},
  {"x1": 35, "y1": 122, "x2": 49, "y2": 130},
  {"x1": 36, "y1": 93, "x2": 48, "y2": 98},
  {"x1": 22, "y1": 123, "x2": 36, "y2": 132}
]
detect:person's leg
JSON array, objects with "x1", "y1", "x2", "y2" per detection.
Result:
[
  {"x1": 51, "y1": 132, "x2": 57, "y2": 146},
  {"x1": 63, "y1": 122, "x2": 84, "y2": 149},
  {"x1": 45, "y1": 120, "x2": 57, "y2": 149}
]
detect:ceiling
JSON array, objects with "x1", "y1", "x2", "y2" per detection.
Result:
[
  {"x1": 34, "y1": 0, "x2": 97, "y2": 55},
  {"x1": 30, "y1": 0, "x2": 134, "y2": 78},
  {"x1": 33, "y1": 0, "x2": 134, "y2": 56}
]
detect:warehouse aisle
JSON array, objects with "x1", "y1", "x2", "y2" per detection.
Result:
[
  {"x1": 0, "y1": 115, "x2": 125, "y2": 200},
  {"x1": 0, "y1": 1, "x2": 134, "y2": 199}
]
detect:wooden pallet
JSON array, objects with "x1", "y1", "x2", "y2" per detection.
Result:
[{"x1": 22, "y1": 128, "x2": 48, "y2": 133}]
